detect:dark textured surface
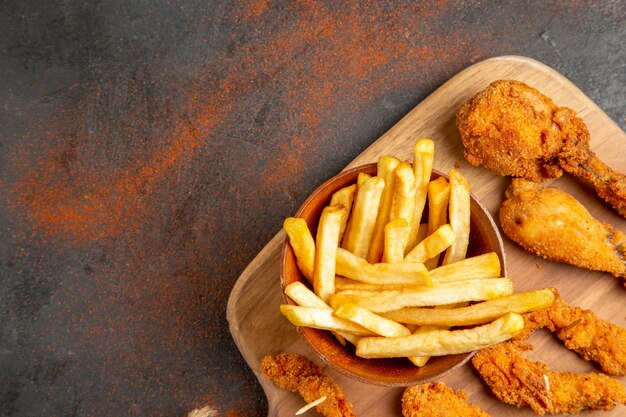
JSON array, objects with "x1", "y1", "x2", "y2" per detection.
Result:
[{"x1": 0, "y1": 1, "x2": 624, "y2": 416}]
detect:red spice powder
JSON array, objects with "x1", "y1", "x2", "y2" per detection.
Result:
[
  {"x1": 4, "y1": 1, "x2": 508, "y2": 415},
  {"x1": 246, "y1": 0, "x2": 270, "y2": 19},
  {"x1": 8, "y1": 0, "x2": 492, "y2": 246}
]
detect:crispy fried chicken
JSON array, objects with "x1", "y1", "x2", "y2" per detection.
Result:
[
  {"x1": 499, "y1": 179, "x2": 626, "y2": 281},
  {"x1": 260, "y1": 353, "x2": 356, "y2": 417},
  {"x1": 473, "y1": 291, "x2": 626, "y2": 415},
  {"x1": 402, "y1": 382, "x2": 490, "y2": 417},
  {"x1": 457, "y1": 80, "x2": 626, "y2": 218}
]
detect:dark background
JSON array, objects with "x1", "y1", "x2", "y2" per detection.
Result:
[{"x1": 0, "y1": 1, "x2": 624, "y2": 416}]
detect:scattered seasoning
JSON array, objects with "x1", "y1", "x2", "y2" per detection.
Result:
[{"x1": 3, "y1": 1, "x2": 523, "y2": 416}]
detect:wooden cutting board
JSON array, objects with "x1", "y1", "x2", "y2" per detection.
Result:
[{"x1": 227, "y1": 55, "x2": 626, "y2": 416}]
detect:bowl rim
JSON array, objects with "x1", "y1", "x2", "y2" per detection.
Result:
[{"x1": 279, "y1": 163, "x2": 507, "y2": 386}]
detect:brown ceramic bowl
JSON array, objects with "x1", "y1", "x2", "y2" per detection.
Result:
[{"x1": 280, "y1": 163, "x2": 507, "y2": 387}]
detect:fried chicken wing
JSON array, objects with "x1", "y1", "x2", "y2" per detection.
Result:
[
  {"x1": 473, "y1": 339, "x2": 626, "y2": 415},
  {"x1": 260, "y1": 353, "x2": 356, "y2": 417},
  {"x1": 473, "y1": 291, "x2": 626, "y2": 415},
  {"x1": 521, "y1": 294, "x2": 626, "y2": 376},
  {"x1": 402, "y1": 382, "x2": 490, "y2": 417},
  {"x1": 500, "y1": 179, "x2": 626, "y2": 281},
  {"x1": 457, "y1": 80, "x2": 626, "y2": 218}
]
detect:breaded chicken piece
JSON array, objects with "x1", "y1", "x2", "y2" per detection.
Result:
[
  {"x1": 457, "y1": 80, "x2": 564, "y2": 182},
  {"x1": 457, "y1": 80, "x2": 626, "y2": 218},
  {"x1": 260, "y1": 353, "x2": 356, "y2": 417},
  {"x1": 473, "y1": 291, "x2": 626, "y2": 414},
  {"x1": 402, "y1": 382, "x2": 490, "y2": 417},
  {"x1": 473, "y1": 339, "x2": 626, "y2": 415},
  {"x1": 520, "y1": 293, "x2": 626, "y2": 377},
  {"x1": 500, "y1": 179, "x2": 626, "y2": 281}
]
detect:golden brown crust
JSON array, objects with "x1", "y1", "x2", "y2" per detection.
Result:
[
  {"x1": 260, "y1": 353, "x2": 356, "y2": 417},
  {"x1": 457, "y1": 79, "x2": 626, "y2": 218},
  {"x1": 520, "y1": 293, "x2": 626, "y2": 377},
  {"x1": 402, "y1": 382, "x2": 490, "y2": 417},
  {"x1": 473, "y1": 292, "x2": 626, "y2": 415},
  {"x1": 499, "y1": 179, "x2": 626, "y2": 279},
  {"x1": 473, "y1": 339, "x2": 626, "y2": 415},
  {"x1": 456, "y1": 80, "x2": 564, "y2": 182}
]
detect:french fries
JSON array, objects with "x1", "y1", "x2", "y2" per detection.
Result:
[
  {"x1": 367, "y1": 156, "x2": 400, "y2": 263},
  {"x1": 280, "y1": 139, "x2": 553, "y2": 365},
  {"x1": 382, "y1": 218, "x2": 410, "y2": 263},
  {"x1": 355, "y1": 313, "x2": 524, "y2": 358},
  {"x1": 283, "y1": 217, "x2": 315, "y2": 282},
  {"x1": 424, "y1": 176, "x2": 450, "y2": 269},
  {"x1": 442, "y1": 169, "x2": 471, "y2": 265},
  {"x1": 333, "y1": 304, "x2": 411, "y2": 337},
  {"x1": 330, "y1": 278, "x2": 514, "y2": 313},
  {"x1": 357, "y1": 172, "x2": 371, "y2": 187},
  {"x1": 330, "y1": 184, "x2": 356, "y2": 243},
  {"x1": 389, "y1": 161, "x2": 416, "y2": 225},
  {"x1": 280, "y1": 305, "x2": 376, "y2": 336},
  {"x1": 341, "y1": 177, "x2": 385, "y2": 258},
  {"x1": 381, "y1": 288, "x2": 556, "y2": 327},
  {"x1": 404, "y1": 224, "x2": 455, "y2": 263},
  {"x1": 336, "y1": 248, "x2": 431, "y2": 286},
  {"x1": 429, "y1": 252, "x2": 501, "y2": 283},
  {"x1": 407, "y1": 139, "x2": 434, "y2": 251},
  {"x1": 334, "y1": 277, "x2": 421, "y2": 292},
  {"x1": 284, "y1": 281, "x2": 362, "y2": 344},
  {"x1": 314, "y1": 206, "x2": 346, "y2": 303},
  {"x1": 284, "y1": 281, "x2": 331, "y2": 309},
  {"x1": 406, "y1": 325, "x2": 442, "y2": 366}
]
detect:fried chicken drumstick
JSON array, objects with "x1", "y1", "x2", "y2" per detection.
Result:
[
  {"x1": 457, "y1": 80, "x2": 626, "y2": 218},
  {"x1": 402, "y1": 382, "x2": 491, "y2": 417},
  {"x1": 500, "y1": 179, "x2": 626, "y2": 281},
  {"x1": 473, "y1": 291, "x2": 626, "y2": 415},
  {"x1": 261, "y1": 353, "x2": 356, "y2": 417}
]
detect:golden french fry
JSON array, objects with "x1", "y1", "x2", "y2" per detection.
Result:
[
  {"x1": 424, "y1": 176, "x2": 450, "y2": 269},
  {"x1": 334, "y1": 331, "x2": 362, "y2": 346},
  {"x1": 427, "y1": 177, "x2": 451, "y2": 233},
  {"x1": 314, "y1": 206, "x2": 346, "y2": 303},
  {"x1": 334, "y1": 276, "x2": 422, "y2": 292},
  {"x1": 429, "y1": 252, "x2": 501, "y2": 283},
  {"x1": 355, "y1": 312, "x2": 524, "y2": 358},
  {"x1": 330, "y1": 278, "x2": 514, "y2": 313},
  {"x1": 284, "y1": 281, "x2": 330, "y2": 309},
  {"x1": 330, "y1": 184, "x2": 356, "y2": 243},
  {"x1": 442, "y1": 169, "x2": 471, "y2": 265},
  {"x1": 413, "y1": 223, "x2": 428, "y2": 247},
  {"x1": 341, "y1": 177, "x2": 385, "y2": 258},
  {"x1": 407, "y1": 325, "x2": 442, "y2": 367},
  {"x1": 404, "y1": 224, "x2": 455, "y2": 263},
  {"x1": 280, "y1": 305, "x2": 376, "y2": 336},
  {"x1": 330, "y1": 184, "x2": 356, "y2": 208},
  {"x1": 336, "y1": 248, "x2": 432, "y2": 286},
  {"x1": 357, "y1": 172, "x2": 372, "y2": 187},
  {"x1": 283, "y1": 282, "x2": 361, "y2": 344},
  {"x1": 389, "y1": 161, "x2": 416, "y2": 225},
  {"x1": 407, "y1": 139, "x2": 434, "y2": 251},
  {"x1": 333, "y1": 304, "x2": 411, "y2": 337},
  {"x1": 382, "y1": 218, "x2": 410, "y2": 263},
  {"x1": 367, "y1": 156, "x2": 400, "y2": 263},
  {"x1": 382, "y1": 288, "x2": 556, "y2": 327},
  {"x1": 283, "y1": 217, "x2": 315, "y2": 282}
]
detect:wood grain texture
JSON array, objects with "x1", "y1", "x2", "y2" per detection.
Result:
[{"x1": 227, "y1": 56, "x2": 626, "y2": 416}]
